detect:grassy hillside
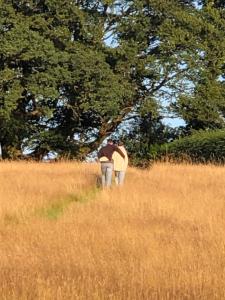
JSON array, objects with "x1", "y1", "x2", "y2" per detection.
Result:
[{"x1": 0, "y1": 162, "x2": 225, "y2": 299}]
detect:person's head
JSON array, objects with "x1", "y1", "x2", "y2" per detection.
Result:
[
  {"x1": 113, "y1": 139, "x2": 119, "y2": 146},
  {"x1": 107, "y1": 138, "x2": 113, "y2": 145}
]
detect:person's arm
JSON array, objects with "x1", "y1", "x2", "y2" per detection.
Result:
[
  {"x1": 113, "y1": 145, "x2": 125, "y2": 158},
  {"x1": 97, "y1": 148, "x2": 103, "y2": 159}
]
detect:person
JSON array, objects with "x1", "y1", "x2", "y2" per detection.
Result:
[
  {"x1": 112, "y1": 141, "x2": 128, "y2": 186},
  {"x1": 98, "y1": 139, "x2": 125, "y2": 188}
]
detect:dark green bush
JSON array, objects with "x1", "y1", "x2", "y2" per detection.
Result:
[{"x1": 159, "y1": 130, "x2": 225, "y2": 163}]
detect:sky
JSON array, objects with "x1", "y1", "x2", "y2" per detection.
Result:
[{"x1": 163, "y1": 117, "x2": 186, "y2": 128}]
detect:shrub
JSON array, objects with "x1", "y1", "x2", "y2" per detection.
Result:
[{"x1": 159, "y1": 129, "x2": 225, "y2": 164}]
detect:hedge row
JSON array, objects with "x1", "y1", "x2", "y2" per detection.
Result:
[{"x1": 159, "y1": 129, "x2": 225, "y2": 163}]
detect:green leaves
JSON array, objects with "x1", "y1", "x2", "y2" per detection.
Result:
[
  {"x1": 160, "y1": 129, "x2": 225, "y2": 163},
  {"x1": 0, "y1": 0, "x2": 225, "y2": 160}
]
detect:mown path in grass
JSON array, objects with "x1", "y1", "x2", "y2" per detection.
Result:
[
  {"x1": 3, "y1": 186, "x2": 100, "y2": 225},
  {"x1": 34, "y1": 187, "x2": 99, "y2": 220},
  {"x1": 0, "y1": 162, "x2": 100, "y2": 226}
]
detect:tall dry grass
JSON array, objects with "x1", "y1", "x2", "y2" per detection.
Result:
[{"x1": 0, "y1": 162, "x2": 225, "y2": 299}]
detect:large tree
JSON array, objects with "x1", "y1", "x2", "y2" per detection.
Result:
[
  {"x1": 115, "y1": 0, "x2": 225, "y2": 162},
  {"x1": 1, "y1": 0, "x2": 225, "y2": 159},
  {"x1": 171, "y1": 1, "x2": 225, "y2": 131},
  {"x1": 0, "y1": 0, "x2": 136, "y2": 158}
]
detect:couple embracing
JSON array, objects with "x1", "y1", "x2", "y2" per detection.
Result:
[{"x1": 98, "y1": 139, "x2": 128, "y2": 188}]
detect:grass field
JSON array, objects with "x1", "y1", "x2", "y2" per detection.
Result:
[{"x1": 0, "y1": 161, "x2": 225, "y2": 299}]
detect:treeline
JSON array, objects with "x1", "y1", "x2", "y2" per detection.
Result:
[{"x1": 0, "y1": 0, "x2": 225, "y2": 161}]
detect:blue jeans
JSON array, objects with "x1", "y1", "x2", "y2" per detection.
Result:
[
  {"x1": 115, "y1": 171, "x2": 125, "y2": 185},
  {"x1": 101, "y1": 162, "x2": 113, "y2": 187}
]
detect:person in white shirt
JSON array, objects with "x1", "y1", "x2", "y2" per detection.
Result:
[{"x1": 112, "y1": 141, "x2": 128, "y2": 185}]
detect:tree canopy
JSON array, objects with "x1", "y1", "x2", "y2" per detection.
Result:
[{"x1": 0, "y1": 0, "x2": 225, "y2": 160}]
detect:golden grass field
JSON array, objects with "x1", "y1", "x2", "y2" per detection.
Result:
[{"x1": 0, "y1": 161, "x2": 225, "y2": 300}]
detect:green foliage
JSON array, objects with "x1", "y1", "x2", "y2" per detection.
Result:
[
  {"x1": 117, "y1": 0, "x2": 225, "y2": 150},
  {"x1": 121, "y1": 112, "x2": 179, "y2": 167},
  {"x1": 159, "y1": 129, "x2": 225, "y2": 163},
  {"x1": 171, "y1": 1, "x2": 225, "y2": 130},
  {"x1": 0, "y1": 0, "x2": 225, "y2": 160},
  {"x1": 0, "y1": 0, "x2": 138, "y2": 158}
]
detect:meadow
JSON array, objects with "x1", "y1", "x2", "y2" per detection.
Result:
[{"x1": 0, "y1": 161, "x2": 225, "y2": 300}]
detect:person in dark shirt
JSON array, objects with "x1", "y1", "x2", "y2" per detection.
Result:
[{"x1": 98, "y1": 139, "x2": 125, "y2": 187}]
